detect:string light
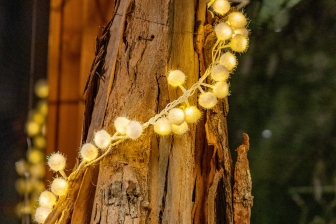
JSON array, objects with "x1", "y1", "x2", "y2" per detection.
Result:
[
  {"x1": 154, "y1": 117, "x2": 172, "y2": 136},
  {"x1": 168, "y1": 108, "x2": 185, "y2": 125},
  {"x1": 211, "y1": 64, "x2": 230, "y2": 81},
  {"x1": 167, "y1": 70, "x2": 186, "y2": 87},
  {"x1": 198, "y1": 92, "x2": 218, "y2": 109},
  {"x1": 50, "y1": 178, "x2": 68, "y2": 196},
  {"x1": 184, "y1": 106, "x2": 202, "y2": 123},
  {"x1": 213, "y1": 82, "x2": 229, "y2": 98},
  {"x1": 228, "y1": 12, "x2": 247, "y2": 29},
  {"x1": 80, "y1": 143, "x2": 99, "y2": 162},
  {"x1": 214, "y1": 23, "x2": 233, "y2": 41},
  {"x1": 27, "y1": 149, "x2": 44, "y2": 164},
  {"x1": 219, "y1": 52, "x2": 237, "y2": 71},
  {"x1": 47, "y1": 152, "x2": 66, "y2": 172},
  {"x1": 35, "y1": 206, "x2": 52, "y2": 224},
  {"x1": 212, "y1": 0, "x2": 230, "y2": 15},
  {"x1": 114, "y1": 117, "x2": 130, "y2": 134},
  {"x1": 229, "y1": 34, "x2": 249, "y2": 52},
  {"x1": 172, "y1": 121, "x2": 189, "y2": 135},
  {"x1": 38, "y1": 190, "x2": 57, "y2": 208},
  {"x1": 125, "y1": 121, "x2": 143, "y2": 140},
  {"x1": 93, "y1": 130, "x2": 111, "y2": 149}
]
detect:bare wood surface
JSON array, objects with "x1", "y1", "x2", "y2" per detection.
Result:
[{"x1": 233, "y1": 133, "x2": 253, "y2": 224}]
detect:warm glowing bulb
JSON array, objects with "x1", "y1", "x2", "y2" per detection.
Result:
[
  {"x1": 167, "y1": 108, "x2": 185, "y2": 125},
  {"x1": 167, "y1": 70, "x2": 186, "y2": 87},
  {"x1": 27, "y1": 149, "x2": 44, "y2": 164},
  {"x1": 213, "y1": 82, "x2": 229, "y2": 98},
  {"x1": 15, "y1": 159, "x2": 28, "y2": 176},
  {"x1": 47, "y1": 152, "x2": 66, "y2": 172},
  {"x1": 51, "y1": 178, "x2": 68, "y2": 196},
  {"x1": 234, "y1": 28, "x2": 249, "y2": 36},
  {"x1": 230, "y1": 34, "x2": 248, "y2": 52},
  {"x1": 215, "y1": 23, "x2": 233, "y2": 41},
  {"x1": 33, "y1": 135, "x2": 46, "y2": 148},
  {"x1": 30, "y1": 163, "x2": 46, "y2": 178},
  {"x1": 29, "y1": 111, "x2": 45, "y2": 124},
  {"x1": 38, "y1": 191, "x2": 57, "y2": 208},
  {"x1": 35, "y1": 206, "x2": 52, "y2": 224},
  {"x1": 37, "y1": 100, "x2": 48, "y2": 115},
  {"x1": 26, "y1": 121, "x2": 40, "y2": 136},
  {"x1": 125, "y1": 121, "x2": 143, "y2": 140},
  {"x1": 34, "y1": 79, "x2": 49, "y2": 98},
  {"x1": 219, "y1": 52, "x2": 237, "y2": 71},
  {"x1": 154, "y1": 117, "x2": 172, "y2": 136},
  {"x1": 114, "y1": 117, "x2": 130, "y2": 134},
  {"x1": 94, "y1": 130, "x2": 111, "y2": 149},
  {"x1": 211, "y1": 64, "x2": 230, "y2": 82},
  {"x1": 80, "y1": 143, "x2": 99, "y2": 161},
  {"x1": 199, "y1": 92, "x2": 218, "y2": 109},
  {"x1": 228, "y1": 12, "x2": 247, "y2": 29},
  {"x1": 172, "y1": 122, "x2": 189, "y2": 135},
  {"x1": 213, "y1": 0, "x2": 231, "y2": 15},
  {"x1": 184, "y1": 106, "x2": 202, "y2": 123}
]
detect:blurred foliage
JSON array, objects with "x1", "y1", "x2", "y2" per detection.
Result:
[{"x1": 228, "y1": 0, "x2": 336, "y2": 223}]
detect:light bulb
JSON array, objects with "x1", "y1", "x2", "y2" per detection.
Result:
[
  {"x1": 213, "y1": 82, "x2": 229, "y2": 98},
  {"x1": 215, "y1": 23, "x2": 233, "y2": 41},
  {"x1": 15, "y1": 159, "x2": 28, "y2": 176},
  {"x1": 167, "y1": 108, "x2": 185, "y2": 125},
  {"x1": 26, "y1": 121, "x2": 40, "y2": 136},
  {"x1": 230, "y1": 34, "x2": 248, "y2": 52},
  {"x1": 94, "y1": 130, "x2": 111, "y2": 149},
  {"x1": 51, "y1": 178, "x2": 68, "y2": 196},
  {"x1": 228, "y1": 12, "x2": 247, "y2": 29},
  {"x1": 114, "y1": 117, "x2": 130, "y2": 134},
  {"x1": 167, "y1": 70, "x2": 186, "y2": 87},
  {"x1": 33, "y1": 135, "x2": 46, "y2": 148},
  {"x1": 30, "y1": 163, "x2": 45, "y2": 178},
  {"x1": 213, "y1": 0, "x2": 231, "y2": 15},
  {"x1": 184, "y1": 106, "x2": 202, "y2": 123},
  {"x1": 47, "y1": 152, "x2": 66, "y2": 172},
  {"x1": 125, "y1": 121, "x2": 143, "y2": 140},
  {"x1": 234, "y1": 28, "x2": 249, "y2": 36},
  {"x1": 211, "y1": 64, "x2": 230, "y2": 82},
  {"x1": 154, "y1": 117, "x2": 172, "y2": 136},
  {"x1": 37, "y1": 100, "x2": 48, "y2": 115},
  {"x1": 172, "y1": 122, "x2": 189, "y2": 135},
  {"x1": 80, "y1": 143, "x2": 99, "y2": 162},
  {"x1": 34, "y1": 79, "x2": 49, "y2": 98},
  {"x1": 27, "y1": 149, "x2": 44, "y2": 164},
  {"x1": 35, "y1": 206, "x2": 52, "y2": 224},
  {"x1": 199, "y1": 92, "x2": 218, "y2": 109},
  {"x1": 219, "y1": 52, "x2": 237, "y2": 71},
  {"x1": 38, "y1": 191, "x2": 57, "y2": 208}
]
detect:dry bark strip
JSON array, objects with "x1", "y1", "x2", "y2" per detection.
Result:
[{"x1": 233, "y1": 133, "x2": 253, "y2": 224}]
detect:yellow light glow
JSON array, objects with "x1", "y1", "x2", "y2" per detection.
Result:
[
  {"x1": 94, "y1": 130, "x2": 111, "y2": 149},
  {"x1": 215, "y1": 23, "x2": 233, "y2": 41},
  {"x1": 199, "y1": 92, "x2": 218, "y2": 109},
  {"x1": 125, "y1": 121, "x2": 143, "y2": 140},
  {"x1": 167, "y1": 70, "x2": 186, "y2": 87},
  {"x1": 80, "y1": 143, "x2": 99, "y2": 162},
  {"x1": 213, "y1": 82, "x2": 229, "y2": 98},
  {"x1": 213, "y1": 0, "x2": 231, "y2": 15},
  {"x1": 114, "y1": 117, "x2": 130, "y2": 134},
  {"x1": 47, "y1": 152, "x2": 66, "y2": 172},
  {"x1": 184, "y1": 106, "x2": 202, "y2": 123},
  {"x1": 228, "y1": 12, "x2": 247, "y2": 29},
  {"x1": 38, "y1": 190, "x2": 57, "y2": 208},
  {"x1": 219, "y1": 52, "x2": 237, "y2": 71},
  {"x1": 172, "y1": 122, "x2": 189, "y2": 135},
  {"x1": 34, "y1": 206, "x2": 52, "y2": 224},
  {"x1": 168, "y1": 108, "x2": 185, "y2": 125},
  {"x1": 51, "y1": 178, "x2": 68, "y2": 196},
  {"x1": 211, "y1": 64, "x2": 230, "y2": 82},
  {"x1": 26, "y1": 121, "x2": 40, "y2": 136},
  {"x1": 33, "y1": 135, "x2": 46, "y2": 148},
  {"x1": 230, "y1": 34, "x2": 248, "y2": 52},
  {"x1": 154, "y1": 118, "x2": 172, "y2": 136},
  {"x1": 27, "y1": 149, "x2": 44, "y2": 164},
  {"x1": 34, "y1": 79, "x2": 49, "y2": 98}
]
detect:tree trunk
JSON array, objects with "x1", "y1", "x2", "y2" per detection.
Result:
[{"x1": 45, "y1": 0, "x2": 252, "y2": 223}]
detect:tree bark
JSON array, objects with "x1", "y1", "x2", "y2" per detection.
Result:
[{"x1": 45, "y1": 0, "x2": 253, "y2": 223}]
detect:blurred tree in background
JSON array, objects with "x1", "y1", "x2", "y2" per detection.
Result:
[{"x1": 229, "y1": 0, "x2": 336, "y2": 223}]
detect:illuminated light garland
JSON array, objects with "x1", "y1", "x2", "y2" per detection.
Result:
[
  {"x1": 35, "y1": 206, "x2": 52, "y2": 224},
  {"x1": 37, "y1": 2, "x2": 250, "y2": 219},
  {"x1": 38, "y1": 190, "x2": 57, "y2": 208}
]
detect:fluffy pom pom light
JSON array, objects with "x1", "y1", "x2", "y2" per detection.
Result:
[
  {"x1": 26, "y1": 121, "x2": 40, "y2": 136},
  {"x1": 34, "y1": 79, "x2": 49, "y2": 98},
  {"x1": 125, "y1": 121, "x2": 143, "y2": 140},
  {"x1": 114, "y1": 117, "x2": 130, "y2": 134},
  {"x1": 35, "y1": 206, "x2": 52, "y2": 224},
  {"x1": 38, "y1": 191, "x2": 57, "y2": 208},
  {"x1": 219, "y1": 52, "x2": 237, "y2": 71},
  {"x1": 154, "y1": 117, "x2": 172, "y2": 136},
  {"x1": 47, "y1": 152, "x2": 66, "y2": 172},
  {"x1": 199, "y1": 92, "x2": 218, "y2": 109},
  {"x1": 172, "y1": 122, "x2": 189, "y2": 135},
  {"x1": 213, "y1": 82, "x2": 229, "y2": 98},
  {"x1": 51, "y1": 178, "x2": 68, "y2": 196},
  {"x1": 94, "y1": 130, "x2": 111, "y2": 149},
  {"x1": 234, "y1": 28, "x2": 249, "y2": 36},
  {"x1": 211, "y1": 64, "x2": 230, "y2": 82},
  {"x1": 167, "y1": 70, "x2": 186, "y2": 87},
  {"x1": 212, "y1": 0, "x2": 230, "y2": 15},
  {"x1": 214, "y1": 23, "x2": 233, "y2": 41},
  {"x1": 27, "y1": 149, "x2": 44, "y2": 164},
  {"x1": 168, "y1": 108, "x2": 185, "y2": 125},
  {"x1": 184, "y1": 106, "x2": 202, "y2": 123},
  {"x1": 228, "y1": 12, "x2": 247, "y2": 29},
  {"x1": 230, "y1": 34, "x2": 248, "y2": 52},
  {"x1": 80, "y1": 143, "x2": 99, "y2": 162}
]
